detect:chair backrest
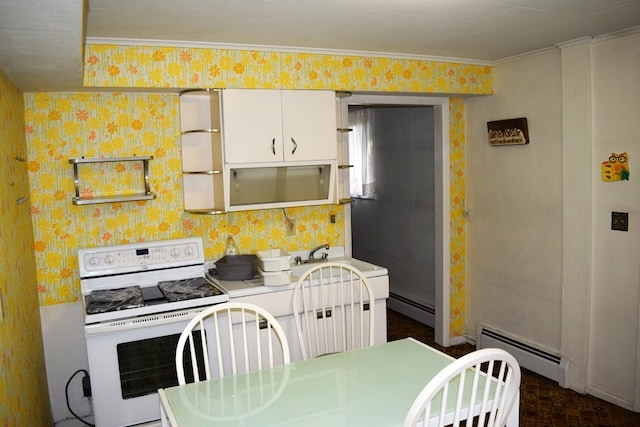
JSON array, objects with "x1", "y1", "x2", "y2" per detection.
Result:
[
  {"x1": 403, "y1": 348, "x2": 521, "y2": 427},
  {"x1": 292, "y1": 262, "x2": 375, "y2": 360},
  {"x1": 175, "y1": 301, "x2": 291, "y2": 385}
]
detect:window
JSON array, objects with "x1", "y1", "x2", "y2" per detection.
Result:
[{"x1": 348, "y1": 107, "x2": 376, "y2": 198}]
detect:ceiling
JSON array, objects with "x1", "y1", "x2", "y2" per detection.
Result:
[{"x1": 2, "y1": 0, "x2": 640, "y2": 92}]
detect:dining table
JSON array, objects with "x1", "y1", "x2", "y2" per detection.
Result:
[{"x1": 158, "y1": 337, "x2": 519, "y2": 426}]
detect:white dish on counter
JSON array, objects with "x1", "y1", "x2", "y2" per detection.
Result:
[
  {"x1": 256, "y1": 248, "x2": 291, "y2": 272},
  {"x1": 258, "y1": 266, "x2": 292, "y2": 287}
]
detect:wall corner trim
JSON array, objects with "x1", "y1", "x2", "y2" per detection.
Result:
[{"x1": 557, "y1": 36, "x2": 593, "y2": 50}]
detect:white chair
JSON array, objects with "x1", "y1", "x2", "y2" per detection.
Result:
[
  {"x1": 403, "y1": 348, "x2": 521, "y2": 427},
  {"x1": 292, "y1": 262, "x2": 375, "y2": 360},
  {"x1": 175, "y1": 302, "x2": 290, "y2": 385}
]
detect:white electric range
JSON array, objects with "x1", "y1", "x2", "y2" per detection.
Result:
[{"x1": 78, "y1": 237, "x2": 228, "y2": 427}]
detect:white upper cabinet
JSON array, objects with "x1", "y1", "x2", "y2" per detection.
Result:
[
  {"x1": 222, "y1": 89, "x2": 337, "y2": 164},
  {"x1": 280, "y1": 90, "x2": 337, "y2": 161}
]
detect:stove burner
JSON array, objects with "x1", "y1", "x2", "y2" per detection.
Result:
[
  {"x1": 86, "y1": 286, "x2": 145, "y2": 314},
  {"x1": 158, "y1": 277, "x2": 224, "y2": 302}
]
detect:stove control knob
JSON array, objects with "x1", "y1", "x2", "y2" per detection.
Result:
[
  {"x1": 104, "y1": 255, "x2": 115, "y2": 265},
  {"x1": 89, "y1": 256, "x2": 100, "y2": 267},
  {"x1": 184, "y1": 246, "x2": 194, "y2": 256},
  {"x1": 171, "y1": 248, "x2": 180, "y2": 258}
]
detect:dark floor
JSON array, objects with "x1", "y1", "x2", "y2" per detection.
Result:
[{"x1": 386, "y1": 309, "x2": 640, "y2": 427}]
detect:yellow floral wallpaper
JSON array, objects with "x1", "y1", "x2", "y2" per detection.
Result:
[
  {"x1": 0, "y1": 69, "x2": 52, "y2": 426},
  {"x1": 24, "y1": 92, "x2": 343, "y2": 305},
  {"x1": 81, "y1": 44, "x2": 484, "y2": 337},
  {"x1": 84, "y1": 45, "x2": 493, "y2": 94},
  {"x1": 449, "y1": 98, "x2": 467, "y2": 337},
  {"x1": 21, "y1": 45, "x2": 484, "y2": 333}
]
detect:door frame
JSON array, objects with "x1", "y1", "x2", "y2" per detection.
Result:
[{"x1": 339, "y1": 94, "x2": 451, "y2": 346}]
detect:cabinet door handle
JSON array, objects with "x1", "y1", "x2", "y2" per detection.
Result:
[
  {"x1": 272, "y1": 138, "x2": 276, "y2": 155},
  {"x1": 291, "y1": 138, "x2": 297, "y2": 155}
]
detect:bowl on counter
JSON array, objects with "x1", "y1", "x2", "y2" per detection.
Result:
[{"x1": 215, "y1": 255, "x2": 257, "y2": 280}]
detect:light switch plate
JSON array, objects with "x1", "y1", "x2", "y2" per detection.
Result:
[{"x1": 611, "y1": 211, "x2": 629, "y2": 232}]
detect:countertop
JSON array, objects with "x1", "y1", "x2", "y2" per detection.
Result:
[{"x1": 206, "y1": 250, "x2": 388, "y2": 298}]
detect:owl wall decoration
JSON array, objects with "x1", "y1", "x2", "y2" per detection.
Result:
[{"x1": 601, "y1": 152, "x2": 629, "y2": 181}]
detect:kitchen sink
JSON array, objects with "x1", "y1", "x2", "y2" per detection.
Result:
[{"x1": 290, "y1": 257, "x2": 384, "y2": 278}]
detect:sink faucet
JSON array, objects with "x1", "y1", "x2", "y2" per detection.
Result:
[{"x1": 308, "y1": 244, "x2": 329, "y2": 261}]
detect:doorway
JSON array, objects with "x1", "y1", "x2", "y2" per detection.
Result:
[{"x1": 339, "y1": 94, "x2": 451, "y2": 346}]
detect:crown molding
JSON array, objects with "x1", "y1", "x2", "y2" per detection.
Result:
[
  {"x1": 556, "y1": 36, "x2": 593, "y2": 50},
  {"x1": 592, "y1": 24, "x2": 640, "y2": 44},
  {"x1": 494, "y1": 46, "x2": 559, "y2": 66},
  {"x1": 555, "y1": 25, "x2": 640, "y2": 50},
  {"x1": 85, "y1": 37, "x2": 493, "y2": 66}
]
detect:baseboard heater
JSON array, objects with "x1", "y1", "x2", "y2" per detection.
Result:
[
  {"x1": 477, "y1": 326, "x2": 569, "y2": 388},
  {"x1": 388, "y1": 292, "x2": 435, "y2": 328},
  {"x1": 389, "y1": 292, "x2": 435, "y2": 315}
]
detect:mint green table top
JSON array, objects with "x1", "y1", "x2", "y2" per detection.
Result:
[{"x1": 159, "y1": 338, "x2": 466, "y2": 427}]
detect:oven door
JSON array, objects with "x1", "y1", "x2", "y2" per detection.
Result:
[{"x1": 85, "y1": 308, "x2": 206, "y2": 427}]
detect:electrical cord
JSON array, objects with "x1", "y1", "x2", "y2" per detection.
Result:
[{"x1": 65, "y1": 369, "x2": 94, "y2": 427}]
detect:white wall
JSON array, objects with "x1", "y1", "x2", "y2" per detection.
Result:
[
  {"x1": 40, "y1": 303, "x2": 93, "y2": 425},
  {"x1": 466, "y1": 29, "x2": 640, "y2": 410},
  {"x1": 589, "y1": 30, "x2": 640, "y2": 409},
  {"x1": 465, "y1": 49, "x2": 564, "y2": 353}
]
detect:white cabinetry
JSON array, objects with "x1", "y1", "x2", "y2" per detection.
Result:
[
  {"x1": 222, "y1": 89, "x2": 337, "y2": 164},
  {"x1": 179, "y1": 89, "x2": 225, "y2": 214},
  {"x1": 222, "y1": 89, "x2": 338, "y2": 212},
  {"x1": 179, "y1": 89, "x2": 339, "y2": 213},
  {"x1": 227, "y1": 274, "x2": 389, "y2": 362}
]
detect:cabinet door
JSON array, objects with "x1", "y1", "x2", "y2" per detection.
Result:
[
  {"x1": 281, "y1": 90, "x2": 337, "y2": 161},
  {"x1": 223, "y1": 89, "x2": 284, "y2": 163}
]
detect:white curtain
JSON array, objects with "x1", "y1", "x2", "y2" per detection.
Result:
[{"x1": 348, "y1": 108, "x2": 376, "y2": 198}]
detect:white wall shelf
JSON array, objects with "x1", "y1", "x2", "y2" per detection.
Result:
[{"x1": 180, "y1": 89, "x2": 226, "y2": 215}]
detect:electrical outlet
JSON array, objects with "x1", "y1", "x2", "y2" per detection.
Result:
[
  {"x1": 611, "y1": 211, "x2": 629, "y2": 232},
  {"x1": 286, "y1": 219, "x2": 296, "y2": 236},
  {"x1": 330, "y1": 214, "x2": 336, "y2": 224}
]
